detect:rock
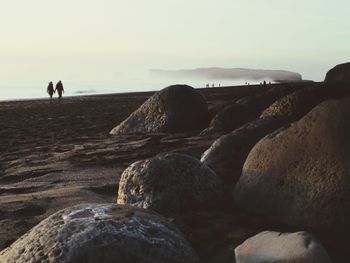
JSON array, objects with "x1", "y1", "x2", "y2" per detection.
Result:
[
  {"x1": 235, "y1": 231, "x2": 331, "y2": 263},
  {"x1": 261, "y1": 84, "x2": 350, "y2": 121},
  {"x1": 325, "y1": 62, "x2": 350, "y2": 83},
  {"x1": 234, "y1": 98, "x2": 350, "y2": 228},
  {"x1": 117, "y1": 153, "x2": 224, "y2": 215},
  {"x1": 200, "y1": 103, "x2": 257, "y2": 135},
  {"x1": 201, "y1": 117, "x2": 286, "y2": 185},
  {"x1": 0, "y1": 203, "x2": 200, "y2": 263},
  {"x1": 260, "y1": 86, "x2": 326, "y2": 121},
  {"x1": 110, "y1": 85, "x2": 209, "y2": 135},
  {"x1": 235, "y1": 85, "x2": 304, "y2": 117}
]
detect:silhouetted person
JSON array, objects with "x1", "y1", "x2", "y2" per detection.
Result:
[
  {"x1": 55, "y1": 80, "x2": 64, "y2": 100},
  {"x1": 47, "y1": 81, "x2": 55, "y2": 104},
  {"x1": 263, "y1": 80, "x2": 267, "y2": 86}
]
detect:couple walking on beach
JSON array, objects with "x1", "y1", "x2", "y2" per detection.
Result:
[{"x1": 47, "y1": 80, "x2": 64, "y2": 103}]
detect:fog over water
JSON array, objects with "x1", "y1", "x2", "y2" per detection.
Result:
[{"x1": 0, "y1": 0, "x2": 349, "y2": 100}]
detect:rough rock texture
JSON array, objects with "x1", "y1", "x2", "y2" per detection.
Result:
[
  {"x1": 200, "y1": 103, "x2": 257, "y2": 135},
  {"x1": 234, "y1": 98, "x2": 350, "y2": 228},
  {"x1": 260, "y1": 86, "x2": 326, "y2": 120},
  {"x1": 325, "y1": 62, "x2": 350, "y2": 83},
  {"x1": 237, "y1": 85, "x2": 304, "y2": 114},
  {"x1": 110, "y1": 85, "x2": 209, "y2": 135},
  {"x1": 118, "y1": 153, "x2": 224, "y2": 215},
  {"x1": 261, "y1": 84, "x2": 350, "y2": 121},
  {"x1": 0, "y1": 203, "x2": 200, "y2": 263},
  {"x1": 201, "y1": 117, "x2": 287, "y2": 185},
  {"x1": 235, "y1": 231, "x2": 331, "y2": 263}
]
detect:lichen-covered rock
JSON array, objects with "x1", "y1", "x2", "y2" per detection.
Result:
[
  {"x1": 201, "y1": 117, "x2": 286, "y2": 184},
  {"x1": 234, "y1": 98, "x2": 350, "y2": 228},
  {"x1": 325, "y1": 62, "x2": 350, "y2": 83},
  {"x1": 117, "y1": 153, "x2": 223, "y2": 215},
  {"x1": 200, "y1": 103, "x2": 257, "y2": 135},
  {"x1": 110, "y1": 85, "x2": 209, "y2": 135},
  {"x1": 235, "y1": 231, "x2": 331, "y2": 263},
  {"x1": 0, "y1": 203, "x2": 200, "y2": 263}
]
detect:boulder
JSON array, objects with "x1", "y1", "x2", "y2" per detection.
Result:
[
  {"x1": 260, "y1": 86, "x2": 325, "y2": 121},
  {"x1": 200, "y1": 103, "x2": 257, "y2": 135},
  {"x1": 0, "y1": 203, "x2": 200, "y2": 263},
  {"x1": 325, "y1": 62, "x2": 350, "y2": 83},
  {"x1": 235, "y1": 231, "x2": 331, "y2": 263},
  {"x1": 117, "y1": 153, "x2": 224, "y2": 215},
  {"x1": 201, "y1": 117, "x2": 287, "y2": 185},
  {"x1": 261, "y1": 84, "x2": 350, "y2": 121},
  {"x1": 110, "y1": 85, "x2": 209, "y2": 135},
  {"x1": 234, "y1": 98, "x2": 350, "y2": 228}
]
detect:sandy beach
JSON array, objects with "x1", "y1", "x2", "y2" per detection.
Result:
[{"x1": 0, "y1": 83, "x2": 348, "y2": 262}]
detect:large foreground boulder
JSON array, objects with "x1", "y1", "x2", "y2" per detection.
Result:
[
  {"x1": 235, "y1": 231, "x2": 331, "y2": 263},
  {"x1": 201, "y1": 117, "x2": 287, "y2": 184},
  {"x1": 110, "y1": 85, "x2": 209, "y2": 135},
  {"x1": 117, "y1": 153, "x2": 223, "y2": 215},
  {"x1": 325, "y1": 62, "x2": 350, "y2": 83},
  {"x1": 234, "y1": 98, "x2": 350, "y2": 228},
  {"x1": 0, "y1": 204, "x2": 200, "y2": 263}
]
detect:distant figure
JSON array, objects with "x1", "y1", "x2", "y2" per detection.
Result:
[
  {"x1": 212, "y1": 84, "x2": 215, "y2": 88},
  {"x1": 55, "y1": 80, "x2": 64, "y2": 100},
  {"x1": 47, "y1": 81, "x2": 55, "y2": 104},
  {"x1": 206, "y1": 83, "x2": 209, "y2": 88},
  {"x1": 263, "y1": 80, "x2": 267, "y2": 86}
]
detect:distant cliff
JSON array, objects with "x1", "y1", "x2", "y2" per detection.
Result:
[{"x1": 150, "y1": 67, "x2": 302, "y2": 82}]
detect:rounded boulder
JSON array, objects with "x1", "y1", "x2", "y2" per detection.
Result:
[
  {"x1": 235, "y1": 231, "x2": 331, "y2": 263},
  {"x1": 0, "y1": 203, "x2": 200, "y2": 263},
  {"x1": 110, "y1": 85, "x2": 209, "y2": 135},
  {"x1": 234, "y1": 97, "x2": 350, "y2": 228},
  {"x1": 117, "y1": 153, "x2": 224, "y2": 215},
  {"x1": 325, "y1": 62, "x2": 350, "y2": 83}
]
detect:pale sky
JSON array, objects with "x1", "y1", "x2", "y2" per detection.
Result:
[{"x1": 0, "y1": 0, "x2": 349, "y2": 97}]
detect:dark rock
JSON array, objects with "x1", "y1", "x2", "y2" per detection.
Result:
[
  {"x1": 234, "y1": 98, "x2": 350, "y2": 228},
  {"x1": 200, "y1": 103, "x2": 257, "y2": 136},
  {"x1": 260, "y1": 86, "x2": 325, "y2": 121},
  {"x1": 0, "y1": 203, "x2": 200, "y2": 263},
  {"x1": 201, "y1": 117, "x2": 286, "y2": 185},
  {"x1": 261, "y1": 84, "x2": 350, "y2": 121},
  {"x1": 117, "y1": 153, "x2": 224, "y2": 215},
  {"x1": 110, "y1": 85, "x2": 209, "y2": 135},
  {"x1": 325, "y1": 62, "x2": 350, "y2": 83}
]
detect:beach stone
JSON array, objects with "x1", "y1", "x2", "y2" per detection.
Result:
[
  {"x1": 234, "y1": 98, "x2": 350, "y2": 227},
  {"x1": 200, "y1": 103, "x2": 257, "y2": 135},
  {"x1": 260, "y1": 86, "x2": 326, "y2": 121},
  {"x1": 261, "y1": 84, "x2": 350, "y2": 121},
  {"x1": 117, "y1": 153, "x2": 224, "y2": 215},
  {"x1": 201, "y1": 117, "x2": 286, "y2": 184},
  {"x1": 0, "y1": 203, "x2": 200, "y2": 263},
  {"x1": 110, "y1": 85, "x2": 208, "y2": 134},
  {"x1": 235, "y1": 231, "x2": 331, "y2": 263},
  {"x1": 325, "y1": 62, "x2": 350, "y2": 83}
]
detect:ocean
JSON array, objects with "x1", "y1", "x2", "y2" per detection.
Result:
[{"x1": 0, "y1": 78, "x2": 262, "y2": 101}]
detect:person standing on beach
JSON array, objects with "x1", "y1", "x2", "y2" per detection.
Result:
[
  {"x1": 47, "y1": 81, "x2": 55, "y2": 104},
  {"x1": 55, "y1": 80, "x2": 64, "y2": 100}
]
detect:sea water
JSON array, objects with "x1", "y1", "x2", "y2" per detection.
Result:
[{"x1": 0, "y1": 78, "x2": 262, "y2": 101}]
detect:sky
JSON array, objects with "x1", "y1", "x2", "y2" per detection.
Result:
[{"x1": 0, "y1": 0, "x2": 349, "y2": 98}]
